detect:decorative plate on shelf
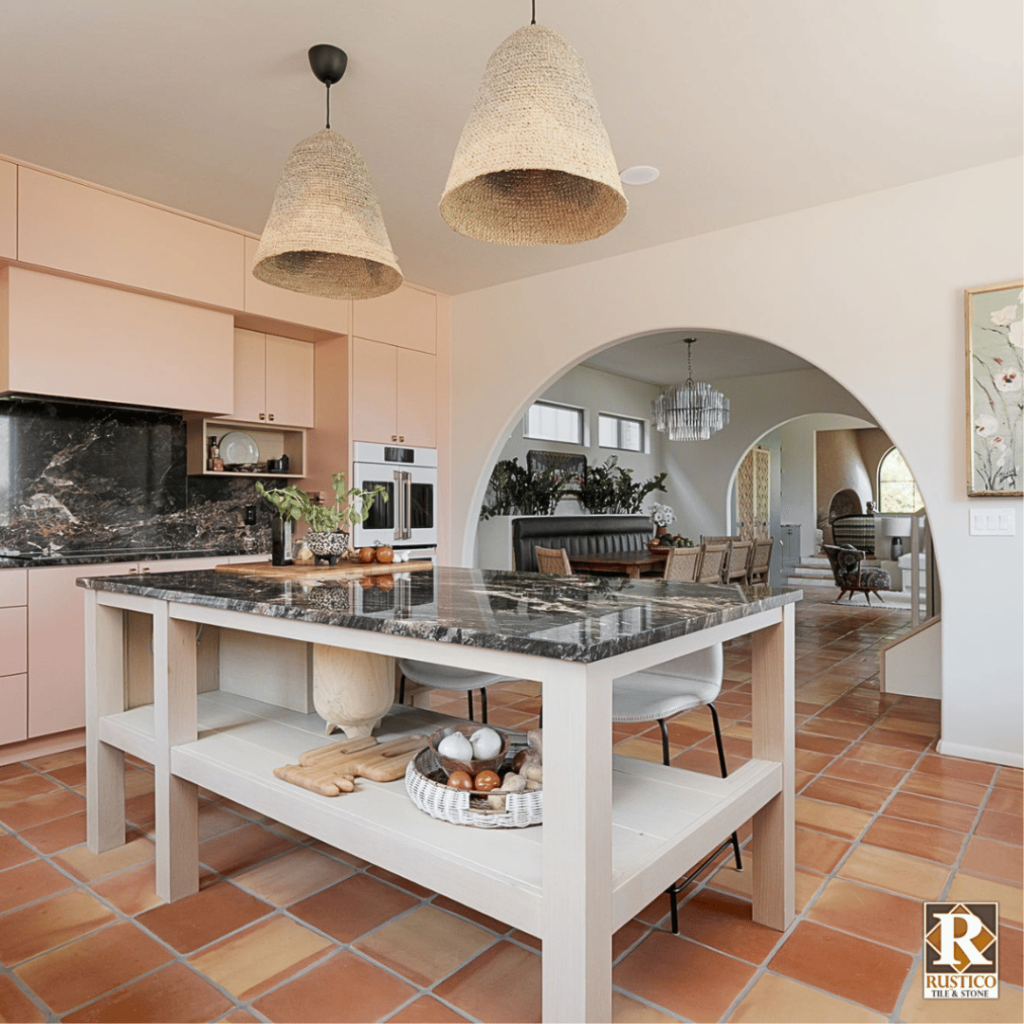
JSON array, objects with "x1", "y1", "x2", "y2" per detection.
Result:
[{"x1": 219, "y1": 431, "x2": 259, "y2": 466}]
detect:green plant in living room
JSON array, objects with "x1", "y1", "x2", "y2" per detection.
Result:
[
  {"x1": 479, "y1": 457, "x2": 569, "y2": 519},
  {"x1": 577, "y1": 456, "x2": 667, "y2": 515}
]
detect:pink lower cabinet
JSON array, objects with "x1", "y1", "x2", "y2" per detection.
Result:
[
  {"x1": 1, "y1": 569, "x2": 29, "y2": 744},
  {"x1": 26, "y1": 563, "x2": 134, "y2": 737}
]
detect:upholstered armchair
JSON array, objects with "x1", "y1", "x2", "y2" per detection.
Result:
[{"x1": 822, "y1": 544, "x2": 891, "y2": 604}]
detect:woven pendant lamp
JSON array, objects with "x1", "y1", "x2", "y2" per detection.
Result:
[
  {"x1": 253, "y1": 45, "x2": 402, "y2": 300},
  {"x1": 439, "y1": 22, "x2": 627, "y2": 246}
]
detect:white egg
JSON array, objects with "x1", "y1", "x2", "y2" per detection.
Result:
[
  {"x1": 469, "y1": 727, "x2": 503, "y2": 760},
  {"x1": 437, "y1": 732, "x2": 474, "y2": 760}
]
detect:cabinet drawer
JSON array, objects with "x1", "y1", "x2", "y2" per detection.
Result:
[
  {"x1": 0, "y1": 674, "x2": 27, "y2": 745},
  {"x1": 0, "y1": 568, "x2": 27, "y2": 607},
  {"x1": 18, "y1": 167, "x2": 245, "y2": 309},
  {"x1": 0, "y1": 606, "x2": 27, "y2": 676}
]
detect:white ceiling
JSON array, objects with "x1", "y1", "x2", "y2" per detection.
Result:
[{"x1": 1, "y1": 0, "x2": 1019, "y2": 306}]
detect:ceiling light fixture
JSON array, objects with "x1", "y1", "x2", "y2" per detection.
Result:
[
  {"x1": 439, "y1": 1, "x2": 626, "y2": 246},
  {"x1": 653, "y1": 339, "x2": 730, "y2": 441},
  {"x1": 252, "y1": 44, "x2": 403, "y2": 301},
  {"x1": 619, "y1": 165, "x2": 660, "y2": 186}
]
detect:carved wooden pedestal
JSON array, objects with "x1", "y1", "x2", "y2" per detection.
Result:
[{"x1": 312, "y1": 645, "x2": 396, "y2": 738}]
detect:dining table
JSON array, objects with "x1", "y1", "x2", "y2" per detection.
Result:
[{"x1": 567, "y1": 547, "x2": 669, "y2": 578}]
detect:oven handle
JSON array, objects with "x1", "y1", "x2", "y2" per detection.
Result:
[{"x1": 400, "y1": 471, "x2": 412, "y2": 540}]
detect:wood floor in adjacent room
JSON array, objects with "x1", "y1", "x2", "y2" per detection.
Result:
[{"x1": 0, "y1": 590, "x2": 1020, "y2": 1023}]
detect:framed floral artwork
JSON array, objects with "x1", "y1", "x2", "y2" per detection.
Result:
[{"x1": 965, "y1": 281, "x2": 1023, "y2": 496}]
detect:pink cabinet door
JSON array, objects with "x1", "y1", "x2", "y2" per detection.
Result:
[
  {"x1": 229, "y1": 328, "x2": 267, "y2": 424},
  {"x1": 395, "y1": 349, "x2": 437, "y2": 448},
  {"x1": 351, "y1": 337, "x2": 397, "y2": 443},
  {"x1": 27, "y1": 563, "x2": 134, "y2": 737},
  {"x1": 0, "y1": 606, "x2": 28, "y2": 677},
  {"x1": 352, "y1": 284, "x2": 437, "y2": 354},
  {"x1": 0, "y1": 675, "x2": 27, "y2": 745},
  {"x1": 265, "y1": 334, "x2": 315, "y2": 428}
]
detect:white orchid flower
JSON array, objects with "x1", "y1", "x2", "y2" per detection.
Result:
[
  {"x1": 994, "y1": 368, "x2": 1022, "y2": 392},
  {"x1": 975, "y1": 414, "x2": 999, "y2": 437},
  {"x1": 990, "y1": 304, "x2": 1020, "y2": 327}
]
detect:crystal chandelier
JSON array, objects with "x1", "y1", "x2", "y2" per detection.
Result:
[{"x1": 653, "y1": 339, "x2": 730, "y2": 441}]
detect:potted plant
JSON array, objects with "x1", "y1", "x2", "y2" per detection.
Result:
[
  {"x1": 255, "y1": 472, "x2": 387, "y2": 566},
  {"x1": 479, "y1": 457, "x2": 569, "y2": 519},
  {"x1": 577, "y1": 456, "x2": 667, "y2": 515}
]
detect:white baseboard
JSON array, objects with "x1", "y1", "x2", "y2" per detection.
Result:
[{"x1": 937, "y1": 738, "x2": 1023, "y2": 769}]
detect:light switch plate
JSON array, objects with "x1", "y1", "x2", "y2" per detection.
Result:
[{"x1": 969, "y1": 508, "x2": 1016, "y2": 536}]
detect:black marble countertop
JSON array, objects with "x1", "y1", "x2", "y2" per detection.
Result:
[
  {"x1": 77, "y1": 566, "x2": 802, "y2": 663},
  {"x1": 0, "y1": 547, "x2": 265, "y2": 569}
]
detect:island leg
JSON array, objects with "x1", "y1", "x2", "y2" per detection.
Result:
[
  {"x1": 153, "y1": 605, "x2": 199, "y2": 902},
  {"x1": 86, "y1": 593, "x2": 126, "y2": 853},
  {"x1": 541, "y1": 660, "x2": 613, "y2": 1022},
  {"x1": 750, "y1": 602, "x2": 795, "y2": 930}
]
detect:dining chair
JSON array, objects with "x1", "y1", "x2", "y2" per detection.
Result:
[
  {"x1": 723, "y1": 539, "x2": 754, "y2": 584},
  {"x1": 746, "y1": 537, "x2": 773, "y2": 584},
  {"x1": 662, "y1": 545, "x2": 701, "y2": 582},
  {"x1": 696, "y1": 543, "x2": 729, "y2": 583},
  {"x1": 397, "y1": 659, "x2": 515, "y2": 723},
  {"x1": 535, "y1": 546, "x2": 573, "y2": 575},
  {"x1": 611, "y1": 641, "x2": 743, "y2": 933}
]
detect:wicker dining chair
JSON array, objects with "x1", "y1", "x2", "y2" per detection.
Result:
[
  {"x1": 723, "y1": 539, "x2": 754, "y2": 584},
  {"x1": 535, "y1": 546, "x2": 573, "y2": 575},
  {"x1": 696, "y1": 543, "x2": 729, "y2": 584},
  {"x1": 746, "y1": 538, "x2": 773, "y2": 584},
  {"x1": 662, "y1": 545, "x2": 701, "y2": 582}
]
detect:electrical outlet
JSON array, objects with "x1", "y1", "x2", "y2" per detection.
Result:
[{"x1": 244, "y1": 505, "x2": 258, "y2": 526}]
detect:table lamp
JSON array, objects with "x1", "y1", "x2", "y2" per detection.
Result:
[{"x1": 879, "y1": 517, "x2": 913, "y2": 560}]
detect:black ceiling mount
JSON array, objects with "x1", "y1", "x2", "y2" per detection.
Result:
[{"x1": 308, "y1": 44, "x2": 347, "y2": 86}]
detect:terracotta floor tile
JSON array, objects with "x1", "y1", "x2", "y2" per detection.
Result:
[
  {"x1": 710, "y1": 847, "x2": 822, "y2": 912},
  {"x1": 860, "y1": 726, "x2": 932, "y2": 752},
  {"x1": 843, "y1": 741, "x2": 920, "y2": 769},
  {"x1": 795, "y1": 827, "x2": 851, "y2": 874},
  {"x1": 55, "y1": 833, "x2": 154, "y2": 881},
  {"x1": 0, "y1": 973, "x2": 46, "y2": 1023},
  {"x1": 196, "y1": 801, "x2": 249, "y2": 841},
  {"x1": 795, "y1": 796, "x2": 873, "y2": 840},
  {"x1": 838, "y1": 844, "x2": 951, "y2": 900},
  {"x1": 799, "y1": 716, "x2": 868, "y2": 741},
  {"x1": 137, "y1": 880, "x2": 273, "y2": 953},
  {"x1": 615, "y1": 736, "x2": 679, "y2": 764},
  {"x1": 432, "y1": 940, "x2": 542, "y2": 1023},
  {"x1": 0, "y1": 774, "x2": 60, "y2": 806},
  {"x1": 232, "y1": 846, "x2": 353, "y2": 906},
  {"x1": 47, "y1": 762, "x2": 87, "y2": 788},
  {"x1": 609, "y1": 991, "x2": 681, "y2": 1023},
  {"x1": 189, "y1": 914, "x2": 333, "y2": 1000},
  {"x1": 795, "y1": 732, "x2": 850, "y2": 756},
  {"x1": 89, "y1": 861, "x2": 166, "y2": 916},
  {"x1": 18, "y1": 810, "x2": 87, "y2": 853},
  {"x1": 613, "y1": 929, "x2": 756, "y2": 1022},
  {"x1": 366, "y1": 864, "x2": 435, "y2": 897},
  {"x1": 916, "y1": 753, "x2": 996, "y2": 786},
  {"x1": 900, "y1": 770, "x2": 989, "y2": 806},
  {"x1": 874, "y1": 715, "x2": 938, "y2": 738},
  {"x1": 995, "y1": 766, "x2": 1024, "y2": 790},
  {"x1": 25, "y1": 749, "x2": 85, "y2": 772},
  {"x1": 0, "y1": 889, "x2": 117, "y2": 966},
  {"x1": 62, "y1": 961, "x2": 233, "y2": 1023},
  {"x1": 217, "y1": 1012, "x2": 261, "y2": 1024},
  {"x1": 807, "y1": 877, "x2": 922, "y2": 952},
  {"x1": 862, "y1": 815, "x2": 965, "y2": 865},
  {"x1": 289, "y1": 873, "x2": 418, "y2": 943},
  {"x1": 673, "y1": 888, "x2": 782, "y2": 963},
  {"x1": 671, "y1": 746, "x2": 729, "y2": 775},
  {"x1": 769, "y1": 919, "x2": 912, "y2": 1014},
  {"x1": 0, "y1": 831, "x2": 36, "y2": 870},
  {"x1": 1001, "y1": 925, "x2": 1023, "y2": 987},
  {"x1": 122, "y1": 767, "x2": 155, "y2": 799},
  {"x1": 794, "y1": 769, "x2": 815, "y2": 793},
  {"x1": 253, "y1": 950, "x2": 416, "y2": 1024},
  {"x1": 431, "y1": 893, "x2": 510, "y2": 934},
  {"x1": 122, "y1": 791, "x2": 155, "y2": 830},
  {"x1": 794, "y1": 748, "x2": 833, "y2": 773},
  {"x1": 355, "y1": 904, "x2": 496, "y2": 986},
  {"x1": 945, "y1": 872, "x2": 1023, "y2": 927},
  {"x1": 0, "y1": 858, "x2": 74, "y2": 913},
  {"x1": 986, "y1": 786, "x2": 1024, "y2": 816},
  {"x1": 198, "y1": 823, "x2": 296, "y2": 875},
  {"x1": 727, "y1": 972, "x2": 886, "y2": 1023},
  {"x1": 388, "y1": 995, "x2": 470, "y2": 1023},
  {"x1": 883, "y1": 791, "x2": 979, "y2": 832},
  {"x1": 15, "y1": 920, "x2": 173, "y2": 1015},
  {"x1": 824, "y1": 756, "x2": 907, "y2": 789},
  {"x1": 0, "y1": 762, "x2": 35, "y2": 782},
  {"x1": 960, "y1": 835, "x2": 1024, "y2": 883},
  {"x1": 612, "y1": 917, "x2": 650, "y2": 960},
  {"x1": 975, "y1": 808, "x2": 1024, "y2": 845},
  {"x1": 897, "y1": 962, "x2": 1023, "y2": 1023},
  {"x1": 802, "y1": 776, "x2": 891, "y2": 812}
]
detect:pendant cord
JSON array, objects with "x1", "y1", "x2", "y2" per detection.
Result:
[
  {"x1": 531, "y1": 0, "x2": 536, "y2": 25},
  {"x1": 325, "y1": 83, "x2": 332, "y2": 130}
]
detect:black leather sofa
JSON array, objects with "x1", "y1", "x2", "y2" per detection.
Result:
[{"x1": 511, "y1": 515, "x2": 654, "y2": 572}]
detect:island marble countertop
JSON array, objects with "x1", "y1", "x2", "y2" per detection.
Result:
[{"x1": 78, "y1": 566, "x2": 802, "y2": 663}]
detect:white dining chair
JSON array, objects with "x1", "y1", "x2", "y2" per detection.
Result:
[{"x1": 397, "y1": 659, "x2": 515, "y2": 723}]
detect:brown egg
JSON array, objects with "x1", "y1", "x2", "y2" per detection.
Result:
[
  {"x1": 446, "y1": 770, "x2": 473, "y2": 790},
  {"x1": 512, "y1": 749, "x2": 528, "y2": 773},
  {"x1": 358, "y1": 547, "x2": 375, "y2": 563},
  {"x1": 473, "y1": 770, "x2": 501, "y2": 792}
]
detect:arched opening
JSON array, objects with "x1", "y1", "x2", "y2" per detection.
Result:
[{"x1": 878, "y1": 446, "x2": 925, "y2": 513}]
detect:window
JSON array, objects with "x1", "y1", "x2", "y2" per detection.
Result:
[
  {"x1": 599, "y1": 412, "x2": 644, "y2": 452},
  {"x1": 878, "y1": 448, "x2": 924, "y2": 513},
  {"x1": 524, "y1": 400, "x2": 584, "y2": 445}
]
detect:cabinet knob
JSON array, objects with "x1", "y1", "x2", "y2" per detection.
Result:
[
  {"x1": 398, "y1": 435, "x2": 404, "y2": 442},
  {"x1": 259, "y1": 412, "x2": 266, "y2": 421},
  {"x1": 391, "y1": 435, "x2": 397, "y2": 442},
  {"x1": 268, "y1": 413, "x2": 275, "y2": 422}
]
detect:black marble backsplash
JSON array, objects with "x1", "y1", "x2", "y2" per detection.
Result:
[{"x1": 0, "y1": 396, "x2": 276, "y2": 561}]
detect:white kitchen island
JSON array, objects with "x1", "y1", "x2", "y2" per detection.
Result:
[{"x1": 80, "y1": 565, "x2": 798, "y2": 1023}]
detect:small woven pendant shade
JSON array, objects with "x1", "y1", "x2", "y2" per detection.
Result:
[
  {"x1": 253, "y1": 128, "x2": 402, "y2": 300},
  {"x1": 439, "y1": 23, "x2": 627, "y2": 246}
]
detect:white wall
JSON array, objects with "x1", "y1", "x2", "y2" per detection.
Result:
[{"x1": 449, "y1": 157, "x2": 1024, "y2": 767}]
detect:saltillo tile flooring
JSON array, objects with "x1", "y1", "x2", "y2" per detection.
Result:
[{"x1": 0, "y1": 591, "x2": 1020, "y2": 1023}]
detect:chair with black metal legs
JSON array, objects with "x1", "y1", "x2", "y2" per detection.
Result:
[
  {"x1": 611, "y1": 641, "x2": 744, "y2": 933},
  {"x1": 396, "y1": 660, "x2": 515, "y2": 723}
]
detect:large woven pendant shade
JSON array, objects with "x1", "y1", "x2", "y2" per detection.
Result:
[
  {"x1": 253, "y1": 128, "x2": 402, "y2": 300},
  {"x1": 439, "y1": 23, "x2": 627, "y2": 246}
]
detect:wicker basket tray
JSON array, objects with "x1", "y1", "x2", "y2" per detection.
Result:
[{"x1": 404, "y1": 747, "x2": 543, "y2": 828}]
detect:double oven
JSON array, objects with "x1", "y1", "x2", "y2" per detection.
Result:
[{"x1": 350, "y1": 442, "x2": 438, "y2": 559}]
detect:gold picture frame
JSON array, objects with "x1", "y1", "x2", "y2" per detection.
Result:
[{"x1": 965, "y1": 280, "x2": 1023, "y2": 496}]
